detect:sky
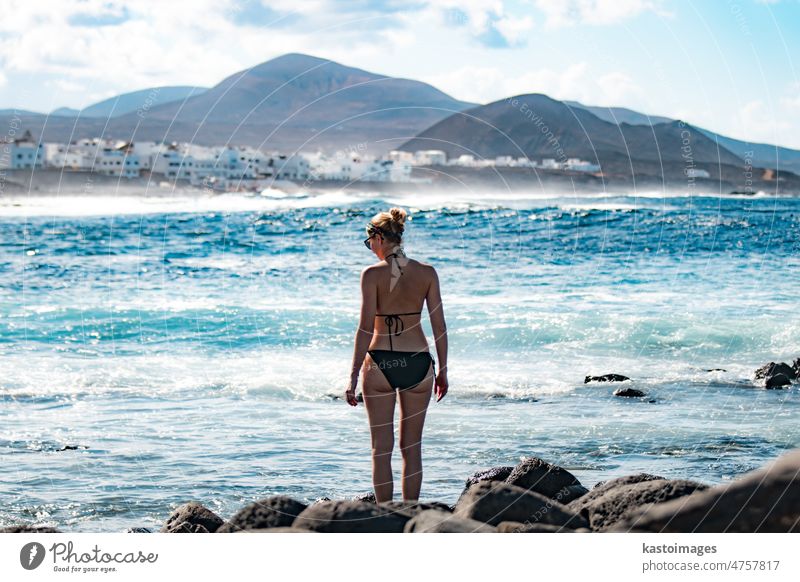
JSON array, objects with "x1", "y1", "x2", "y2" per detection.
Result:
[{"x1": 1, "y1": 0, "x2": 799, "y2": 148}]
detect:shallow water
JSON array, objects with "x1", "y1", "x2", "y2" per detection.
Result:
[{"x1": 0, "y1": 189, "x2": 798, "y2": 531}]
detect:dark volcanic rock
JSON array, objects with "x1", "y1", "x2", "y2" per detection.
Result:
[
  {"x1": 496, "y1": 521, "x2": 590, "y2": 532},
  {"x1": 125, "y1": 527, "x2": 153, "y2": 533},
  {"x1": 793, "y1": 357, "x2": 800, "y2": 378},
  {"x1": 217, "y1": 495, "x2": 308, "y2": 533},
  {"x1": 455, "y1": 466, "x2": 515, "y2": 504},
  {"x1": 585, "y1": 374, "x2": 630, "y2": 383},
  {"x1": 352, "y1": 492, "x2": 377, "y2": 503},
  {"x1": 404, "y1": 509, "x2": 496, "y2": 532},
  {"x1": 160, "y1": 501, "x2": 224, "y2": 533},
  {"x1": 0, "y1": 525, "x2": 61, "y2": 533},
  {"x1": 610, "y1": 448, "x2": 800, "y2": 532},
  {"x1": 589, "y1": 473, "x2": 665, "y2": 493},
  {"x1": 454, "y1": 481, "x2": 588, "y2": 528},
  {"x1": 754, "y1": 361, "x2": 796, "y2": 380},
  {"x1": 293, "y1": 500, "x2": 412, "y2": 532},
  {"x1": 571, "y1": 479, "x2": 709, "y2": 531},
  {"x1": 380, "y1": 501, "x2": 453, "y2": 517},
  {"x1": 505, "y1": 457, "x2": 588, "y2": 503},
  {"x1": 613, "y1": 387, "x2": 646, "y2": 397},
  {"x1": 765, "y1": 374, "x2": 791, "y2": 389}
]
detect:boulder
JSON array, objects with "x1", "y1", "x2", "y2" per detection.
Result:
[
  {"x1": 610, "y1": 448, "x2": 800, "y2": 532},
  {"x1": 380, "y1": 500, "x2": 453, "y2": 517},
  {"x1": 585, "y1": 374, "x2": 630, "y2": 383},
  {"x1": 765, "y1": 374, "x2": 791, "y2": 389},
  {"x1": 570, "y1": 474, "x2": 666, "y2": 520},
  {"x1": 404, "y1": 509, "x2": 496, "y2": 532},
  {"x1": 217, "y1": 495, "x2": 308, "y2": 533},
  {"x1": 754, "y1": 362, "x2": 796, "y2": 388},
  {"x1": 754, "y1": 361, "x2": 795, "y2": 380},
  {"x1": 613, "y1": 387, "x2": 646, "y2": 397},
  {"x1": 505, "y1": 457, "x2": 588, "y2": 504},
  {"x1": 0, "y1": 525, "x2": 61, "y2": 533},
  {"x1": 570, "y1": 479, "x2": 709, "y2": 531},
  {"x1": 455, "y1": 466, "x2": 515, "y2": 505},
  {"x1": 588, "y1": 473, "x2": 665, "y2": 493},
  {"x1": 293, "y1": 500, "x2": 412, "y2": 532},
  {"x1": 160, "y1": 501, "x2": 224, "y2": 533},
  {"x1": 496, "y1": 521, "x2": 590, "y2": 533},
  {"x1": 453, "y1": 481, "x2": 588, "y2": 528}
]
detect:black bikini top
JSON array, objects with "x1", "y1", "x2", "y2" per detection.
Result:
[{"x1": 375, "y1": 252, "x2": 420, "y2": 350}]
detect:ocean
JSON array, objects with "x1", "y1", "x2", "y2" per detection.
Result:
[{"x1": 1, "y1": 189, "x2": 798, "y2": 532}]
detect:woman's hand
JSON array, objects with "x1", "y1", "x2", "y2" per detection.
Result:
[
  {"x1": 345, "y1": 377, "x2": 359, "y2": 406},
  {"x1": 434, "y1": 370, "x2": 448, "y2": 402}
]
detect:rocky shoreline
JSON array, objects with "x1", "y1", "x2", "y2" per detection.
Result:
[
  {"x1": 3, "y1": 447, "x2": 798, "y2": 534},
  {"x1": 2, "y1": 357, "x2": 798, "y2": 534}
]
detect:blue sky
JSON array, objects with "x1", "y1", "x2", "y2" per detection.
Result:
[{"x1": 1, "y1": 0, "x2": 798, "y2": 147}]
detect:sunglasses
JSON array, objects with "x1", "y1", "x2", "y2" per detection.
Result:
[{"x1": 364, "y1": 224, "x2": 383, "y2": 249}]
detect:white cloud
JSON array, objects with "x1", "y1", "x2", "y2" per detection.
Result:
[{"x1": 533, "y1": 0, "x2": 667, "y2": 28}]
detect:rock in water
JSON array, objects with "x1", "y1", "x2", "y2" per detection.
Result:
[
  {"x1": 454, "y1": 481, "x2": 588, "y2": 528},
  {"x1": 293, "y1": 500, "x2": 412, "y2": 532},
  {"x1": 569, "y1": 478, "x2": 707, "y2": 531},
  {"x1": 160, "y1": 501, "x2": 224, "y2": 533},
  {"x1": 613, "y1": 387, "x2": 646, "y2": 397},
  {"x1": 217, "y1": 495, "x2": 308, "y2": 532},
  {"x1": 352, "y1": 492, "x2": 377, "y2": 503},
  {"x1": 585, "y1": 374, "x2": 630, "y2": 383},
  {"x1": 404, "y1": 509, "x2": 496, "y2": 532},
  {"x1": 505, "y1": 457, "x2": 588, "y2": 503},
  {"x1": 754, "y1": 361, "x2": 795, "y2": 388},
  {"x1": 765, "y1": 374, "x2": 791, "y2": 389},
  {"x1": 610, "y1": 448, "x2": 800, "y2": 532}
]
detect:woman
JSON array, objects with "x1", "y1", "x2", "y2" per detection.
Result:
[{"x1": 345, "y1": 207, "x2": 448, "y2": 504}]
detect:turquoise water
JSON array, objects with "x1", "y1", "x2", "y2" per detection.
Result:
[{"x1": 0, "y1": 190, "x2": 798, "y2": 531}]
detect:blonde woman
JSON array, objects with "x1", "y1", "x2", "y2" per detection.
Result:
[{"x1": 346, "y1": 207, "x2": 448, "y2": 503}]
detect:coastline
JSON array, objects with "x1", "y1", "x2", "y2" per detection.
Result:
[{"x1": 3, "y1": 446, "x2": 798, "y2": 534}]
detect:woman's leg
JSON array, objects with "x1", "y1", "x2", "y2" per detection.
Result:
[
  {"x1": 397, "y1": 362, "x2": 434, "y2": 502},
  {"x1": 362, "y1": 355, "x2": 397, "y2": 503}
]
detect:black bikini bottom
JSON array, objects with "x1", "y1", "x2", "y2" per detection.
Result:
[{"x1": 367, "y1": 350, "x2": 435, "y2": 391}]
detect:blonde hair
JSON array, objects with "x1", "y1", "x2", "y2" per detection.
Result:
[{"x1": 369, "y1": 207, "x2": 408, "y2": 242}]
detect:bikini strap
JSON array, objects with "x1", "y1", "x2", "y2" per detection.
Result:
[{"x1": 374, "y1": 311, "x2": 422, "y2": 350}]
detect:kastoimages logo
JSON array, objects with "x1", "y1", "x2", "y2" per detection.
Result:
[{"x1": 20, "y1": 542, "x2": 46, "y2": 570}]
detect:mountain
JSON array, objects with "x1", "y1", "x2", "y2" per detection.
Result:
[
  {"x1": 564, "y1": 100, "x2": 672, "y2": 126},
  {"x1": 108, "y1": 53, "x2": 476, "y2": 150},
  {"x1": 3, "y1": 53, "x2": 475, "y2": 152},
  {"x1": 566, "y1": 100, "x2": 800, "y2": 174},
  {"x1": 51, "y1": 107, "x2": 81, "y2": 117},
  {"x1": 52, "y1": 86, "x2": 208, "y2": 118},
  {"x1": 400, "y1": 93, "x2": 760, "y2": 184}
]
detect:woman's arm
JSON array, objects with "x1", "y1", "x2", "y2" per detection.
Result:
[
  {"x1": 346, "y1": 267, "x2": 377, "y2": 406},
  {"x1": 426, "y1": 267, "x2": 448, "y2": 401}
]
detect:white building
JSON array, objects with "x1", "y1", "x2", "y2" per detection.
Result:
[
  {"x1": 413, "y1": 150, "x2": 447, "y2": 166},
  {"x1": 96, "y1": 142, "x2": 141, "y2": 178},
  {"x1": 685, "y1": 168, "x2": 710, "y2": 179},
  {"x1": 0, "y1": 130, "x2": 44, "y2": 169}
]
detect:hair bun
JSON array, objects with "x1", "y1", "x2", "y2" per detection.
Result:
[{"x1": 389, "y1": 207, "x2": 407, "y2": 228}]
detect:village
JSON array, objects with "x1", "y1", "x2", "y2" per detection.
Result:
[{"x1": 1, "y1": 130, "x2": 603, "y2": 192}]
